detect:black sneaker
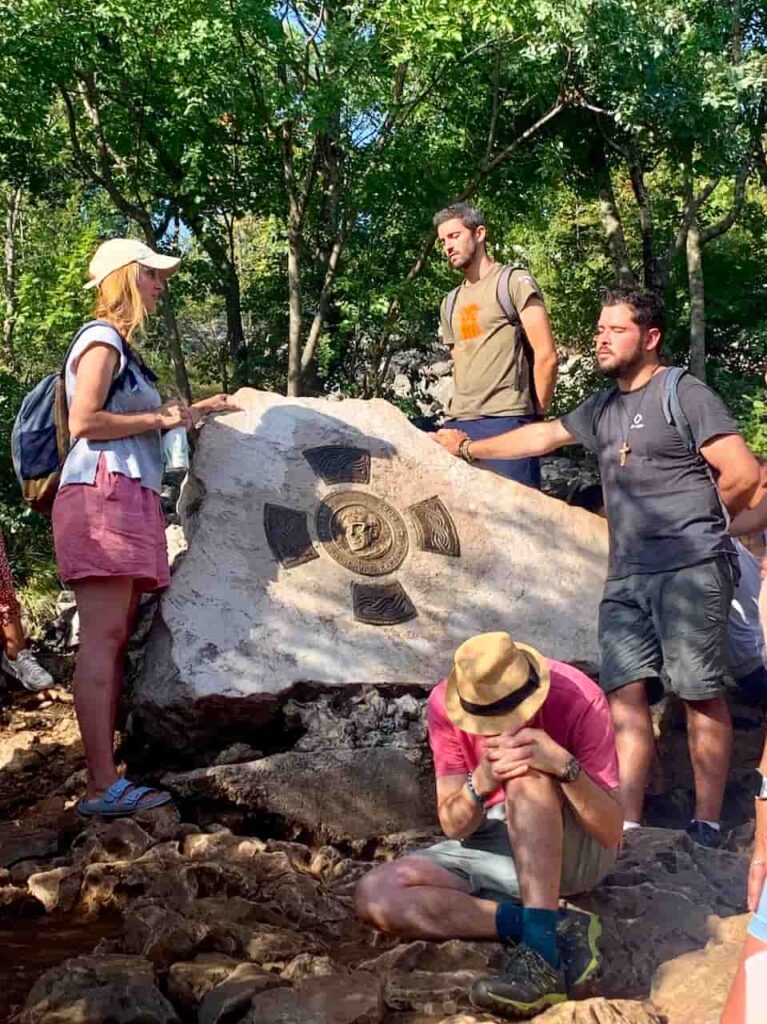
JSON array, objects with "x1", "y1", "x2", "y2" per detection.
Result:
[
  {"x1": 686, "y1": 821, "x2": 723, "y2": 849},
  {"x1": 470, "y1": 943, "x2": 567, "y2": 1019},
  {"x1": 558, "y1": 908, "x2": 601, "y2": 991}
]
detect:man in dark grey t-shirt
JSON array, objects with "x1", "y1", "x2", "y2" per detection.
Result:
[{"x1": 434, "y1": 287, "x2": 763, "y2": 846}]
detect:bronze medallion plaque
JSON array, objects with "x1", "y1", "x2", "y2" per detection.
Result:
[
  {"x1": 304, "y1": 445, "x2": 371, "y2": 484},
  {"x1": 352, "y1": 581, "x2": 417, "y2": 625},
  {"x1": 407, "y1": 496, "x2": 461, "y2": 558},
  {"x1": 316, "y1": 489, "x2": 409, "y2": 576},
  {"x1": 263, "y1": 503, "x2": 319, "y2": 569}
]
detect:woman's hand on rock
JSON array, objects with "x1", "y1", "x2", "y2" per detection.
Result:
[{"x1": 193, "y1": 393, "x2": 241, "y2": 414}]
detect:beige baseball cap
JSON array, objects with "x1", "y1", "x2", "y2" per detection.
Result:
[{"x1": 84, "y1": 238, "x2": 181, "y2": 290}]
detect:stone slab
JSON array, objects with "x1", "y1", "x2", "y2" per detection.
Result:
[{"x1": 133, "y1": 391, "x2": 607, "y2": 745}]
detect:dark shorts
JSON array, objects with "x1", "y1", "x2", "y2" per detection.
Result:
[
  {"x1": 735, "y1": 665, "x2": 767, "y2": 708},
  {"x1": 598, "y1": 556, "x2": 734, "y2": 702},
  {"x1": 444, "y1": 415, "x2": 541, "y2": 489}
]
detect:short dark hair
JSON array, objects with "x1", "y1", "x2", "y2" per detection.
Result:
[
  {"x1": 600, "y1": 286, "x2": 666, "y2": 338},
  {"x1": 433, "y1": 203, "x2": 485, "y2": 231}
]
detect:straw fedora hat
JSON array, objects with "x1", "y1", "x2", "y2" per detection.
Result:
[{"x1": 445, "y1": 632, "x2": 550, "y2": 735}]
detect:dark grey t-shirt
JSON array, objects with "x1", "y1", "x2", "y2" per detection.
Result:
[{"x1": 561, "y1": 369, "x2": 739, "y2": 579}]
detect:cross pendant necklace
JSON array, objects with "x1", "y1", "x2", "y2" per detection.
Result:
[{"x1": 617, "y1": 365, "x2": 662, "y2": 468}]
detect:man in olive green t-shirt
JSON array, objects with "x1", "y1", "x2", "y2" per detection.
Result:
[{"x1": 434, "y1": 203, "x2": 558, "y2": 488}]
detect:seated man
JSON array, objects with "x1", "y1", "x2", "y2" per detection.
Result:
[{"x1": 355, "y1": 632, "x2": 622, "y2": 1019}]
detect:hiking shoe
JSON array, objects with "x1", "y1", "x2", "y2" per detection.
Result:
[
  {"x1": 1, "y1": 650, "x2": 53, "y2": 691},
  {"x1": 686, "y1": 821, "x2": 723, "y2": 849},
  {"x1": 470, "y1": 943, "x2": 567, "y2": 1019},
  {"x1": 558, "y1": 908, "x2": 602, "y2": 991}
]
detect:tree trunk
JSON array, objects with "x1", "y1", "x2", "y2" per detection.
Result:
[
  {"x1": 2, "y1": 186, "x2": 22, "y2": 369},
  {"x1": 222, "y1": 265, "x2": 247, "y2": 388},
  {"x1": 159, "y1": 291, "x2": 192, "y2": 403},
  {"x1": 286, "y1": 225, "x2": 303, "y2": 396},
  {"x1": 686, "y1": 219, "x2": 706, "y2": 382},
  {"x1": 596, "y1": 154, "x2": 635, "y2": 286}
]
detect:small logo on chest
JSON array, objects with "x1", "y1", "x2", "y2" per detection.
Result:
[{"x1": 630, "y1": 414, "x2": 645, "y2": 430}]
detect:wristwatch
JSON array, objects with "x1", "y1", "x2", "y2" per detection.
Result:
[
  {"x1": 560, "y1": 757, "x2": 582, "y2": 784},
  {"x1": 748, "y1": 769, "x2": 767, "y2": 800}
]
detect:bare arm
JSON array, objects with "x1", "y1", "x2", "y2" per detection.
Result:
[
  {"x1": 69, "y1": 344, "x2": 192, "y2": 440},
  {"x1": 485, "y1": 728, "x2": 623, "y2": 849},
  {"x1": 435, "y1": 753, "x2": 499, "y2": 840},
  {"x1": 435, "y1": 418, "x2": 576, "y2": 460},
  {"x1": 519, "y1": 297, "x2": 558, "y2": 415},
  {"x1": 700, "y1": 433, "x2": 761, "y2": 517}
]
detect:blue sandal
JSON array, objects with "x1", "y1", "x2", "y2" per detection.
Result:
[{"x1": 76, "y1": 777, "x2": 172, "y2": 818}]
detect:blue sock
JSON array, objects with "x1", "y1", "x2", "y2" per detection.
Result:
[
  {"x1": 522, "y1": 907, "x2": 560, "y2": 967},
  {"x1": 495, "y1": 901, "x2": 524, "y2": 943}
]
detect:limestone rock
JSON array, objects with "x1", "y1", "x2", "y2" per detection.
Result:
[
  {"x1": 198, "y1": 963, "x2": 288, "y2": 1024},
  {"x1": 576, "y1": 827, "x2": 748, "y2": 997},
  {"x1": 72, "y1": 818, "x2": 154, "y2": 866},
  {"x1": 0, "y1": 825, "x2": 58, "y2": 868},
  {"x1": 27, "y1": 865, "x2": 82, "y2": 913},
  {"x1": 281, "y1": 954, "x2": 343, "y2": 981},
  {"x1": 384, "y1": 969, "x2": 483, "y2": 1014},
  {"x1": 243, "y1": 972, "x2": 384, "y2": 1024},
  {"x1": 0, "y1": 883, "x2": 44, "y2": 919},
  {"x1": 133, "y1": 390, "x2": 607, "y2": 748},
  {"x1": 167, "y1": 954, "x2": 242, "y2": 1016},
  {"x1": 164, "y1": 747, "x2": 436, "y2": 840},
  {"x1": 123, "y1": 898, "x2": 209, "y2": 966},
  {"x1": 535, "y1": 1000, "x2": 665, "y2": 1022},
  {"x1": 185, "y1": 896, "x2": 318, "y2": 961},
  {"x1": 20, "y1": 954, "x2": 179, "y2": 1024},
  {"x1": 650, "y1": 913, "x2": 749, "y2": 1023},
  {"x1": 182, "y1": 831, "x2": 266, "y2": 861}
]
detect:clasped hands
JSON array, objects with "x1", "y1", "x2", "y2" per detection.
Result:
[{"x1": 472, "y1": 724, "x2": 571, "y2": 797}]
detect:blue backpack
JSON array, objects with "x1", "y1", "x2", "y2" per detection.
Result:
[{"x1": 11, "y1": 320, "x2": 128, "y2": 515}]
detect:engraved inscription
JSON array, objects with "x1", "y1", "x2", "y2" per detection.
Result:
[
  {"x1": 408, "y1": 496, "x2": 461, "y2": 558},
  {"x1": 263, "y1": 503, "x2": 319, "y2": 569},
  {"x1": 352, "y1": 581, "x2": 417, "y2": 625},
  {"x1": 316, "y1": 490, "x2": 409, "y2": 576},
  {"x1": 304, "y1": 445, "x2": 371, "y2": 485}
]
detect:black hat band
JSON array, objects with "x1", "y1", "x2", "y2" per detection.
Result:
[{"x1": 458, "y1": 663, "x2": 540, "y2": 718}]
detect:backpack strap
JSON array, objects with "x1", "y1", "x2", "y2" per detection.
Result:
[
  {"x1": 662, "y1": 366, "x2": 731, "y2": 527},
  {"x1": 443, "y1": 286, "x2": 461, "y2": 345},
  {"x1": 590, "y1": 386, "x2": 618, "y2": 436},
  {"x1": 661, "y1": 366, "x2": 695, "y2": 452},
  {"x1": 495, "y1": 265, "x2": 522, "y2": 326},
  {"x1": 61, "y1": 320, "x2": 132, "y2": 405}
]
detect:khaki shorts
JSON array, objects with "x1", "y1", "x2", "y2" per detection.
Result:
[{"x1": 412, "y1": 802, "x2": 617, "y2": 900}]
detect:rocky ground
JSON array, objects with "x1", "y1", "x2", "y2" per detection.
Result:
[{"x1": 0, "y1": 656, "x2": 762, "y2": 1024}]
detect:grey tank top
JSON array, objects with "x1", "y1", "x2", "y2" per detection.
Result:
[{"x1": 60, "y1": 323, "x2": 164, "y2": 494}]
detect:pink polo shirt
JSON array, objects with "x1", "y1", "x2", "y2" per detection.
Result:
[{"x1": 427, "y1": 659, "x2": 620, "y2": 809}]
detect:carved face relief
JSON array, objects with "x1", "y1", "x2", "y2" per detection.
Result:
[{"x1": 316, "y1": 490, "x2": 408, "y2": 576}]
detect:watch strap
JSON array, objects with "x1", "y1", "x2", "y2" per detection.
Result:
[{"x1": 561, "y1": 757, "x2": 582, "y2": 783}]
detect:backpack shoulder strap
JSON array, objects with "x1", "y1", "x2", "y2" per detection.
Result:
[
  {"x1": 443, "y1": 286, "x2": 461, "y2": 344},
  {"x1": 495, "y1": 265, "x2": 522, "y2": 326},
  {"x1": 590, "y1": 386, "x2": 618, "y2": 435},
  {"x1": 661, "y1": 367, "x2": 696, "y2": 452}
]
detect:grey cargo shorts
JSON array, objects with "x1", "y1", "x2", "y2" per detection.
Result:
[{"x1": 598, "y1": 555, "x2": 734, "y2": 702}]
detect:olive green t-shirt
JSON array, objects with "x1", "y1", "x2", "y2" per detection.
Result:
[{"x1": 439, "y1": 264, "x2": 542, "y2": 420}]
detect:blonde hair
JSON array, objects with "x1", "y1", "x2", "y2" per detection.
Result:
[{"x1": 93, "y1": 262, "x2": 147, "y2": 343}]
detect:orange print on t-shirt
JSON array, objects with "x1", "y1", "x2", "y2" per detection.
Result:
[{"x1": 458, "y1": 303, "x2": 482, "y2": 341}]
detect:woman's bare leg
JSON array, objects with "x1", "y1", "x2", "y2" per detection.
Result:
[{"x1": 72, "y1": 577, "x2": 137, "y2": 799}]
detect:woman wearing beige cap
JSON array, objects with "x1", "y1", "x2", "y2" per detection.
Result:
[{"x1": 53, "y1": 237, "x2": 236, "y2": 817}]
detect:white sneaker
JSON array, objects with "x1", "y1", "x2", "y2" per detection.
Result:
[{"x1": 1, "y1": 650, "x2": 54, "y2": 691}]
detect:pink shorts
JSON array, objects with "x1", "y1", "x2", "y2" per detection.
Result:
[{"x1": 52, "y1": 457, "x2": 170, "y2": 592}]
